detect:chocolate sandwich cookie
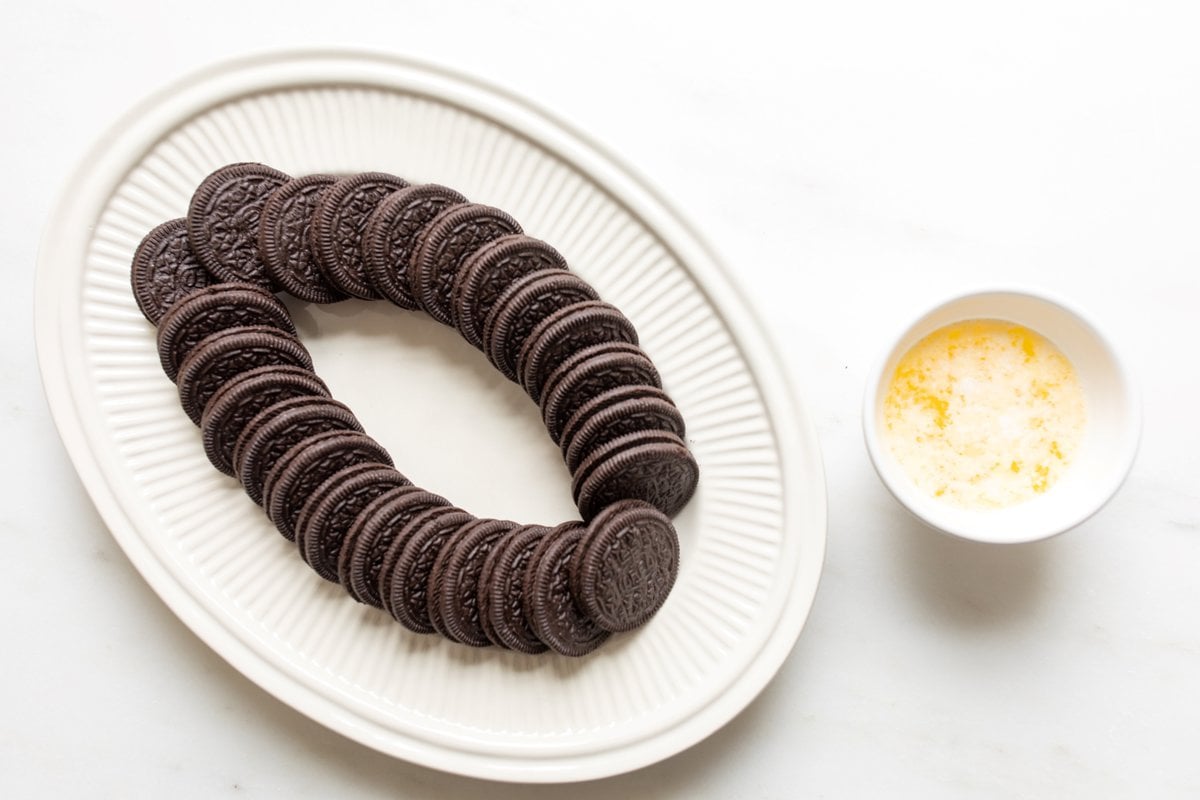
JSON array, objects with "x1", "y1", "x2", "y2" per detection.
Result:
[
  {"x1": 572, "y1": 430, "x2": 699, "y2": 519},
  {"x1": 429, "y1": 518, "x2": 518, "y2": 646},
  {"x1": 295, "y1": 465, "x2": 412, "y2": 584},
  {"x1": 156, "y1": 283, "x2": 295, "y2": 381},
  {"x1": 262, "y1": 430, "x2": 394, "y2": 543},
  {"x1": 482, "y1": 270, "x2": 600, "y2": 381},
  {"x1": 517, "y1": 301, "x2": 640, "y2": 400},
  {"x1": 570, "y1": 429, "x2": 682, "y2": 497},
  {"x1": 310, "y1": 172, "x2": 410, "y2": 299},
  {"x1": 480, "y1": 524, "x2": 556, "y2": 653},
  {"x1": 258, "y1": 174, "x2": 345, "y2": 303},
  {"x1": 374, "y1": 501, "x2": 462, "y2": 621},
  {"x1": 292, "y1": 462, "x2": 389, "y2": 566},
  {"x1": 569, "y1": 500, "x2": 679, "y2": 632},
  {"x1": 131, "y1": 218, "x2": 214, "y2": 324},
  {"x1": 524, "y1": 525, "x2": 610, "y2": 657},
  {"x1": 424, "y1": 519, "x2": 476, "y2": 641},
  {"x1": 200, "y1": 366, "x2": 330, "y2": 476},
  {"x1": 475, "y1": 525, "x2": 524, "y2": 647},
  {"x1": 538, "y1": 344, "x2": 662, "y2": 443},
  {"x1": 176, "y1": 326, "x2": 313, "y2": 425},
  {"x1": 451, "y1": 234, "x2": 568, "y2": 348},
  {"x1": 383, "y1": 506, "x2": 474, "y2": 633},
  {"x1": 363, "y1": 184, "x2": 468, "y2": 310},
  {"x1": 339, "y1": 486, "x2": 451, "y2": 608},
  {"x1": 562, "y1": 387, "x2": 685, "y2": 473},
  {"x1": 537, "y1": 342, "x2": 651, "y2": 408},
  {"x1": 410, "y1": 203, "x2": 522, "y2": 325},
  {"x1": 187, "y1": 162, "x2": 290, "y2": 289},
  {"x1": 232, "y1": 398, "x2": 362, "y2": 506}
]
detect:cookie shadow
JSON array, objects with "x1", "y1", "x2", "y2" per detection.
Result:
[{"x1": 890, "y1": 506, "x2": 1056, "y2": 628}]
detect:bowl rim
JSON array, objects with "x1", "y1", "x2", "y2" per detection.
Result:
[{"x1": 862, "y1": 286, "x2": 1142, "y2": 544}]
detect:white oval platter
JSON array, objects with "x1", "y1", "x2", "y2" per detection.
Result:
[{"x1": 34, "y1": 50, "x2": 826, "y2": 782}]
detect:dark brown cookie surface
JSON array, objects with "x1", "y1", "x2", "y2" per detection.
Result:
[
  {"x1": 131, "y1": 218, "x2": 214, "y2": 324},
  {"x1": 176, "y1": 326, "x2": 312, "y2": 425},
  {"x1": 517, "y1": 301, "x2": 640, "y2": 400},
  {"x1": 475, "y1": 525, "x2": 523, "y2": 647},
  {"x1": 539, "y1": 344, "x2": 661, "y2": 443},
  {"x1": 233, "y1": 398, "x2": 362, "y2": 506},
  {"x1": 363, "y1": 184, "x2": 467, "y2": 310},
  {"x1": 262, "y1": 430, "x2": 393, "y2": 542},
  {"x1": 524, "y1": 525, "x2": 610, "y2": 657},
  {"x1": 340, "y1": 486, "x2": 451, "y2": 608},
  {"x1": 482, "y1": 524, "x2": 557, "y2": 654},
  {"x1": 426, "y1": 519, "x2": 477, "y2": 641},
  {"x1": 258, "y1": 174, "x2": 346, "y2": 303},
  {"x1": 430, "y1": 519, "x2": 518, "y2": 647},
  {"x1": 570, "y1": 500, "x2": 679, "y2": 632},
  {"x1": 384, "y1": 507, "x2": 474, "y2": 633},
  {"x1": 411, "y1": 204, "x2": 522, "y2": 325},
  {"x1": 560, "y1": 385, "x2": 672, "y2": 454},
  {"x1": 451, "y1": 234, "x2": 568, "y2": 348},
  {"x1": 155, "y1": 283, "x2": 295, "y2": 381},
  {"x1": 537, "y1": 341, "x2": 648, "y2": 406},
  {"x1": 296, "y1": 465, "x2": 412, "y2": 584},
  {"x1": 310, "y1": 172, "x2": 410, "y2": 299},
  {"x1": 562, "y1": 387, "x2": 685, "y2": 473},
  {"x1": 201, "y1": 366, "x2": 330, "y2": 476},
  {"x1": 482, "y1": 270, "x2": 600, "y2": 381},
  {"x1": 572, "y1": 430, "x2": 699, "y2": 520},
  {"x1": 572, "y1": 429, "x2": 681, "y2": 494},
  {"x1": 187, "y1": 163, "x2": 290, "y2": 289},
  {"x1": 292, "y1": 462, "x2": 389, "y2": 562}
]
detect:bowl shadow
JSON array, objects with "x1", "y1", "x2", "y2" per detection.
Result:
[{"x1": 889, "y1": 504, "x2": 1056, "y2": 629}]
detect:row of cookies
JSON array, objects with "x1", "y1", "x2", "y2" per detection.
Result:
[{"x1": 129, "y1": 163, "x2": 696, "y2": 655}]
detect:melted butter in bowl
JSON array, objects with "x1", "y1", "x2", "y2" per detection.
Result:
[
  {"x1": 883, "y1": 320, "x2": 1087, "y2": 509},
  {"x1": 863, "y1": 290, "x2": 1140, "y2": 544}
]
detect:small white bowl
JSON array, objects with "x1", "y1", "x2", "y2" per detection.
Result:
[{"x1": 863, "y1": 289, "x2": 1141, "y2": 544}]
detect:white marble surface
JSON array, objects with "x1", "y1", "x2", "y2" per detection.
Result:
[{"x1": 3, "y1": 1, "x2": 1197, "y2": 796}]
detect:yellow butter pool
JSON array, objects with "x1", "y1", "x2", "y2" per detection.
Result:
[{"x1": 883, "y1": 319, "x2": 1087, "y2": 509}]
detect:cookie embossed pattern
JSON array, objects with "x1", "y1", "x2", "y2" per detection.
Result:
[{"x1": 35, "y1": 50, "x2": 825, "y2": 781}]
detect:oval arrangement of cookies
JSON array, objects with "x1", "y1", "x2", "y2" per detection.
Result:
[{"x1": 131, "y1": 162, "x2": 699, "y2": 657}]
